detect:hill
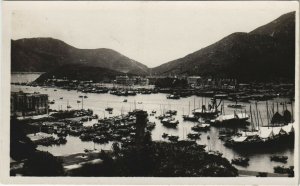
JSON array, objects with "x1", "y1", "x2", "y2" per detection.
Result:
[
  {"x1": 11, "y1": 38, "x2": 149, "y2": 75},
  {"x1": 152, "y1": 11, "x2": 295, "y2": 82}
]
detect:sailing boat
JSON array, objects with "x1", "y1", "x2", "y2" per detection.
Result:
[
  {"x1": 105, "y1": 102, "x2": 113, "y2": 112},
  {"x1": 211, "y1": 100, "x2": 249, "y2": 127},
  {"x1": 67, "y1": 100, "x2": 72, "y2": 109},
  {"x1": 192, "y1": 97, "x2": 220, "y2": 118},
  {"x1": 183, "y1": 101, "x2": 199, "y2": 121}
]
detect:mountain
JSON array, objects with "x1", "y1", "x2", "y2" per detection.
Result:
[
  {"x1": 35, "y1": 64, "x2": 127, "y2": 83},
  {"x1": 152, "y1": 11, "x2": 295, "y2": 82},
  {"x1": 11, "y1": 38, "x2": 149, "y2": 75}
]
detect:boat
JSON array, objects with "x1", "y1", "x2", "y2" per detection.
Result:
[
  {"x1": 105, "y1": 107, "x2": 113, "y2": 112},
  {"x1": 227, "y1": 104, "x2": 245, "y2": 109},
  {"x1": 54, "y1": 89, "x2": 57, "y2": 91},
  {"x1": 49, "y1": 100, "x2": 55, "y2": 104},
  {"x1": 138, "y1": 102, "x2": 142, "y2": 104},
  {"x1": 59, "y1": 97, "x2": 63, "y2": 99},
  {"x1": 79, "y1": 95, "x2": 83, "y2": 98},
  {"x1": 146, "y1": 122, "x2": 156, "y2": 131},
  {"x1": 151, "y1": 110, "x2": 156, "y2": 114},
  {"x1": 123, "y1": 99, "x2": 127, "y2": 102},
  {"x1": 162, "y1": 133, "x2": 169, "y2": 139},
  {"x1": 270, "y1": 155, "x2": 288, "y2": 163},
  {"x1": 187, "y1": 133, "x2": 201, "y2": 140},
  {"x1": 161, "y1": 118, "x2": 179, "y2": 128},
  {"x1": 166, "y1": 94, "x2": 180, "y2": 99},
  {"x1": 77, "y1": 100, "x2": 81, "y2": 103},
  {"x1": 67, "y1": 105, "x2": 72, "y2": 109},
  {"x1": 191, "y1": 123, "x2": 210, "y2": 132},
  {"x1": 182, "y1": 114, "x2": 198, "y2": 121},
  {"x1": 166, "y1": 110, "x2": 177, "y2": 115},
  {"x1": 225, "y1": 102, "x2": 294, "y2": 149},
  {"x1": 211, "y1": 111, "x2": 249, "y2": 127},
  {"x1": 84, "y1": 95, "x2": 88, "y2": 98},
  {"x1": 168, "y1": 135, "x2": 179, "y2": 142},
  {"x1": 274, "y1": 166, "x2": 293, "y2": 175},
  {"x1": 231, "y1": 157, "x2": 249, "y2": 167}
]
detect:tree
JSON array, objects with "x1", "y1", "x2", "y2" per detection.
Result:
[{"x1": 22, "y1": 151, "x2": 65, "y2": 176}]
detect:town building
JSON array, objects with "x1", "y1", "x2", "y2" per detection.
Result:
[
  {"x1": 11, "y1": 91, "x2": 49, "y2": 117},
  {"x1": 187, "y1": 76, "x2": 201, "y2": 86}
]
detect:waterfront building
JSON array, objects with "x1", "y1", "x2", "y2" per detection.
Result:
[
  {"x1": 116, "y1": 75, "x2": 130, "y2": 85},
  {"x1": 187, "y1": 76, "x2": 201, "y2": 86},
  {"x1": 11, "y1": 91, "x2": 49, "y2": 117}
]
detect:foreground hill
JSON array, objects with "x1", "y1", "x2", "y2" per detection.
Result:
[
  {"x1": 11, "y1": 38, "x2": 149, "y2": 75},
  {"x1": 152, "y1": 11, "x2": 295, "y2": 82}
]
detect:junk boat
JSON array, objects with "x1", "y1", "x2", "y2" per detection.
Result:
[
  {"x1": 231, "y1": 157, "x2": 250, "y2": 167},
  {"x1": 182, "y1": 114, "x2": 198, "y2": 122},
  {"x1": 161, "y1": 118, "x2": 179, "y2": 128},
  {"x1": 225, "y1": 123, "x2": 294, "y2": 148},
  {"x1": 192, "y1": 98, "x2": 221, "y2": 118},
  {"x1": 166, "y1": 110, "x2": 177, "y2": 115},
  {"x1": 211, "y1": 111, "x2": 249, "y2": 127},
  {"x1": 187, "y1": 133, "x2": 201, "y2": 140}
]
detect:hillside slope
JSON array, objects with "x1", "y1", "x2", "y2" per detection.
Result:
[
  {"x1": 152, "y1": 11, "x2": 295, "y2": 82},
  {"x1": 11, "y1": 38, "x2": 149, "y2": 75}
]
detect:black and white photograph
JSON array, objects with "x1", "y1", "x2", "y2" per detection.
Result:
[{"x1": 1, "y1": 1, "x2": 299, "y2": 184}]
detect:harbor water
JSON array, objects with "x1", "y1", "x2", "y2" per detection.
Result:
[{"x1": 11, "y1": 74, "x2": 294, "y2": 174}]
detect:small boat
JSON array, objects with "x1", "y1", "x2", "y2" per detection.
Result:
[
  {"x1": 146, "y1": 122, "x2": 156, "y2": 130},
  {"x1": 274, "y1": 165, "x2": 293, "y2": 175},
  {"x1": 67, "y1": 105, "x2": 72, "y2": 109},
  {"x1": 59, "y1": 97, "x2": 63, "y2": 99},
  {"x1": 161, "y1": 118, "x2": 179, "y2": 128},
  {"x1": 191, "y1": 123, "x2": 210, "y2": 132},
  {"x1": 227, "y1": 104, "x2": 245, "y2": 109},
  {"x1": 77, "y1": 100, "x2": 81, "y2": 103},
  {"x1": 231, "y1": 157, "x2": 249, "y2": 167},
  {"x1": 105, "y1": 107, "x2": 113, "y2": 112},
  {"x1": 49, "y1": 100, "x2": 55, "y2": 104},
  {"x1": 168, "y1": 135, "x2": 179, "y2": 142},
  {"x1": 138, "y1": 102, "x2": 142, "y2": 104},
  {"x1": 162, "y1": 133, "x2": 169, "y2": 139},
  {"x1": 54, "y1": 89, "x2": 57, "y2": 91},
  {"x1": 183, "y1": 114, "x2": 198, "y2": 121},
  {"x1": 187, "y1": 133, "x2": 201, "y2": 140},
  {"x1": 166, "y1": 110, "x2": 177, "y2": 115},
  {"x1": 166, "y1": 94, "x2": 180, "y2": 99},
  {"x1": 84, "y1": 95, "x2": 88, "y2": 98},
  {"x1": 151, "y1": 110, "x2": 156, "y2": 114},
  {"x1": 123, "y1": 99, "x2": 127, "y2": 102},
  {"x1": 270, "y1": 155, "x2": 288, "y2": 163}
]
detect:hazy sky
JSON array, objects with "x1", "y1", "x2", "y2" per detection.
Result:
[{"x1": 11, "y1": 1, "x2": 297, "y2": 67}]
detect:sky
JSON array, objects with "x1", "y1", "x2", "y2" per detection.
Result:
[{"x1": 11, "y1": 1, "x2": 297, "y2": 67}]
